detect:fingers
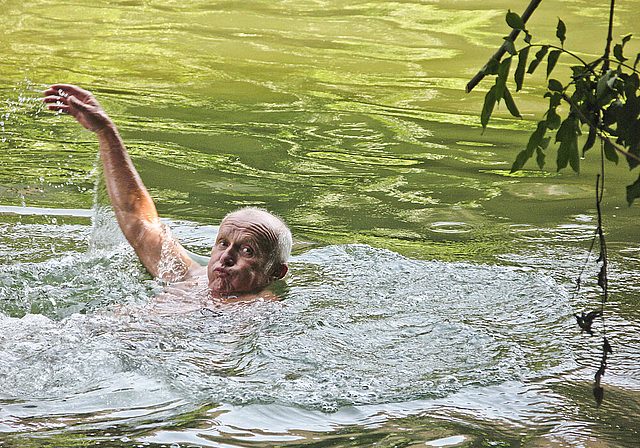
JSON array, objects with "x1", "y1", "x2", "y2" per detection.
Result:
[
  {"x1": 44, "y1": 84, "x2": 91, "y2": 99},
  {"x1": 43, "y1": 95, "x2": 66, "y2": 104},
  {"x1": 42, "y1": 84, "x2": 94, "y2": 111},
  {"x1": 42, "y1": 93, "x2": 71, "y2": 114},
  {"x1": 44, "y1": 104, "x2": 70, "y2": 114},
  {"x1": 46, "y1": 94, "x2": 89, "y2": 113},
  {"x1": 43, "y1": 81, "x2": 93, "y2": 111},
  {"x1": 42, "y1": 94, "x2": 67, "y2": 112}
]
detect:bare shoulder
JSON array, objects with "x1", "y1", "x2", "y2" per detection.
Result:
[{"x1": 182, "y1": 262, "x2": 208, "y2": 281}]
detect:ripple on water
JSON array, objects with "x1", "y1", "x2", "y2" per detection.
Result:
[
  {"x1": 509, "y1": 223, "x2": 598, "y2": 243},
  {"x1": 429, "y1": 221, "x2": 472, "y2": 233},
  {"x1": 0, "y1": 241, "x2": 576, "y2": 426},
  {"x1": 265, "y1": 244, "x2": 575, "y2": 410}
]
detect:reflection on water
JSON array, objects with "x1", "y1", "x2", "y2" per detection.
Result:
[{"x1": 2, "y1": 0, "x2": 640, "y2": 446}]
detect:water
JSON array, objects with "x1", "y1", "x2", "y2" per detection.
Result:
[{"x1": 1, "y1": 0, "x2": 640, "y2": 446}]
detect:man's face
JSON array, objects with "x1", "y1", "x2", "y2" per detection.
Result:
[{"x1": 207, "y1": 212, "x2": 279, "y2": 295}]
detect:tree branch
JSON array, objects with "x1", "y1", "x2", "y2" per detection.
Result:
[{"x1": 466, "y1": 0, "x2": 544, "y2": 93}]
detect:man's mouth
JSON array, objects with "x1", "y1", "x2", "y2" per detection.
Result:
[{"x1": 213, "y1": 267, "x2": 230, "y2": 277}]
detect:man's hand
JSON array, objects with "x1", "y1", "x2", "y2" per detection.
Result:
[{"x1": 43, "y1": 84, "x2": 112, "y2": 133}]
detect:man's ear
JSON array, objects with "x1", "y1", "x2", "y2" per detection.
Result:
[{"x1": 270, "y1": 263, "x2": 288, "y2": 281}]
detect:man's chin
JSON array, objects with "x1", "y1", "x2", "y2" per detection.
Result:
[
  {"x1": 208, "y1": 281, "x2": 270, "y2": 298},
  {"x1": 208, "y1": 278, "x2": 236, "y2": 295}
]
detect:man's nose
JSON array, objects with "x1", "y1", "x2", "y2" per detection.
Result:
[{"x1": 219, "y1": 246, "x2": 236, "y2": 266}]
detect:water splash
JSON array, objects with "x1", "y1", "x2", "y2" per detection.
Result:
[{"x1": 88, "y1": 155, "x2": 128, "y2": 253}]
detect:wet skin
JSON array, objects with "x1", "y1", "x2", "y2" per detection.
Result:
[{"x1": 207, "y1": 210, "x2": 287, "y2": 295}]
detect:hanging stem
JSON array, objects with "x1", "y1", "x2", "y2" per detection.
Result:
[
  {"x1": 592, "y1": 143, "x2": 612, "y2": 407},
  {"x1": 595, "y1": 173, "x2": 608, "y2": 306},
  {"x1": 602, "y1": 0, "x2": 616, "y2": 73}
]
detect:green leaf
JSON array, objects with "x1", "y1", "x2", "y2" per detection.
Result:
[
  {"x1": 597, "y1": 70, "x2": 615, "y2": 98},
  {"x1": 555, "y1": 116, "x2": 580, "y2": 172},
  {"x1": 544, "y1": 91, "x2": 562, "y2": 108},
  {"x1": 511, "y1": 148, "x2": 532, "y2": 172},
  {"x1": 558, "y1": 137, "x2": 580, "y2": 172},
  {"x1": 626, "y1": 173, "x2": 640, "y2": 205},
  {"x1": 556, "y1": 143, "x2": 570, "y2": 170},
  {"x1": 515, "y1": 46, "x2": 529, "y2": 91},
  {"x1": 628, "y1": 73, "x2": 640, "y2": 92},
  {"x1": 548, "y1": 78, "x2": 563, "y2": 92},
  {"x1": 555, "y1": 117, "x2": 573, "y2": 144},
  {"x1": 546, "y1": 108, "x2": 561, "y2": 129},
  {"x1": 502, "y1": 87, "x2": 521, "y2": 118},
  {"x1": 613, "y1": 44, "x2": 627, "y2": 63},
  {"x1": 603, "y1": 99, "x2": 621, "y2": 126},
  {"x1": 606, "y1": 71, "x2": 619, "y2": 90},
  {"x1": 582, "y1": 126, "x2": 596, "y2": 155},
  {"x1": 481, "y1": 57, "x2": 500, "y2": 75},
  {"x1": 528, "y1": 45, "x2": 548, "y2": 74},
  {"x1": 526, "y1": 120, "x2": 548, "y2": 153},
  {"x1": 511, "y1": 130, "x2": 550, "y2": 172},
  {"x1": 556, "y1": 18, "x2": 566, "y2": 46},
  {"x1": 547, "y1": 50, "x2": 562, "y2": 78},
  {"x1": 603, "y1": 139, "x2": 619, "y2": 163},
  {"x1": 481, "y1": 85, "x2": 497, "y2": 131},
  {"x1": 506, "y1": 10, "x2": 526, "y2": 30},
  {"x1": 613, "y1": 35, "x2": 632, "y2": 63},
  {"x1": 536, "y1": 145, "x2": 547, "y2": 169},
  {"x1": 628, "y1": 142, "x2": 640, "y2": 170},
  {"x1": 495, "y1": 57, "x2": 512, "y2": 102},
  {"x1": 503, "y1": 37, "x2": 517, "y2": 56},
  {"x1": 570, "y1": 65, "x2": 590, "y2": 80}
]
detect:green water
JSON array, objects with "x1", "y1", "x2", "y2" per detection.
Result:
[{"x1": 1, "y1": 0, "x2": 640, "y2": 446}]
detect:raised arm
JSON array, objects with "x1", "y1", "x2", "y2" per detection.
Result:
[{"x1": 43, "y1": 84, "x2": 198, "y2": 281}]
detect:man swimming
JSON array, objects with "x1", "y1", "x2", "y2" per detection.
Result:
[{"x1": 43, "y1": 84, "x2": 292, "y2": 302}]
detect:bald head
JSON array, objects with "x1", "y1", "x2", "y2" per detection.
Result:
[{"x1": 221, "y1": 207, "x2": 292, "y2": 271}]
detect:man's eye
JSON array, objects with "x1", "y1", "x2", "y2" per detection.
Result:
[
  {"x1": 241, "y1": 246, "x2": 254, "y2": 256},
  {"x1": 218, "y1": 240, "x2": 229, "y2": 248}
]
